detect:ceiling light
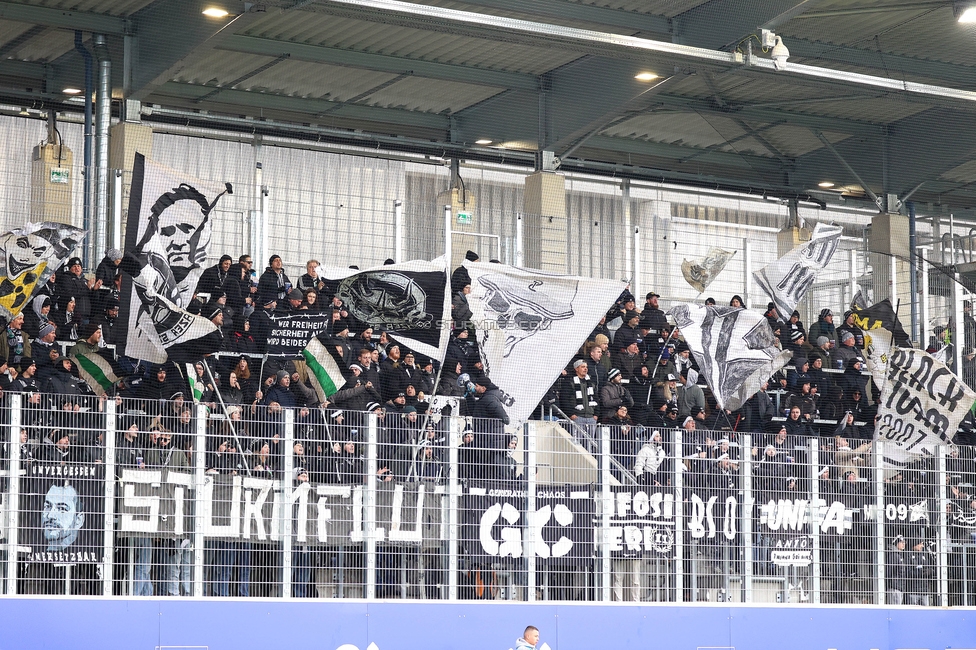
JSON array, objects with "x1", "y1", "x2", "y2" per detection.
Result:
[
  {"x1": 202, "y1": 7, "x2": 229, "y2": 17},
  {"x1": 635, "y1": 72, "x2": 659, "y2": 81},
  {"x1": 818, "y1": 181, "x2": 835, "y2": 188},
  {"x1": 62, "y1": 87, "x2": 82, "y2": 95},
  {"x1": 959, "y1": 6, "x2": 976, "y2": 22},
  {"x1": 475, "y1": 138, "x2": 492, "y2": 145}
]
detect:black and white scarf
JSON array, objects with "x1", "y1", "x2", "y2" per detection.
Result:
[{"x1": 572, "y1": 374, "x2": 597, "y2": 410}]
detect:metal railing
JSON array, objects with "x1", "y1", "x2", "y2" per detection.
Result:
[{"x1": 0, "y1": 392, "x2": 969, "y2": 605}]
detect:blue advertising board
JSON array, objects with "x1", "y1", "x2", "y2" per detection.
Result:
[{"x1": 0, "y1": 598, "x2": 973, "y2": 650}]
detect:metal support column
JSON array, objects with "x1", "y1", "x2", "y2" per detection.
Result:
[
  {"x1": 674, "y1": 429, "x2": 684, "y2": 603},
  {"x1": 600, "y1": 425, "x2": 611, "y2": 602},
  {"x1": 252, "y1": 140, "x2": 266, "y2": 265},
  {"x1": 937, "y1": 445, "x2": 950, "y2": 607},
  {"x1": 873, "y1": 441, "x2": 886, "y2": 605},
  {"x1": 954, "y1": 272, "x2": 966, "y2": 375},
  {"x1": 102, "y1": 399, "x2": 117, "y2": 596},
  {"x1": 743, "y1": 238, "x2": 753, "y2": 309},
  {"x1": 111, "y1": 169, "x2": 122, "y2": 251},
  {"x1": 633, "y1": 226, "x2": 641, "y2": 301},
  {"x1": 920, "y1": 254, "x2": 930, "y2": 348},
  {"x1": 92, "y1": 34, "x2": 111, "y2": 267},
  {"x1": 809, "y1": 438, "x2": 821, "y2": 604},
  {"x1": 365, "y1": 413, "x2": 378, "y2": 599},
  {"x1": 515, "y1": 213, "x2": 524, "y2": 267},
  {"x1": 443, "y1": 204, "x2": 453, "y2": 265},
  {"x1": 447, "y1": 414, "x2": 459, "y2": 601},
  {"x1": 192, "y1": 404, "x2": 207, "y2": 598},
  {"x1": 908, "y1": 202, "x2": 919, "y2": 344},
  {"x1": 741, "y1": 433, "x2": 753, "y2": 603},
  {"x1": 394, "y1": 199, "x2": 404, "y2": 263},
  {"x1": 849, "y1": 249, "x2": 858, "y2": 306},
  {"x1": 282, "y1": 408, "x2": 294, "y2": 598},
  {"x1": 4, "y1": 394, "x2": 22, "y2": 595},
  {"x1": 622, "y1": 180, "x2": 632, "y2": 293},
  {"x1": 890, "y1": 255, "x2": 898, "y2": 308},
  {"x1": 526, "y1": 421, "x2": 536, "y2": 602}
]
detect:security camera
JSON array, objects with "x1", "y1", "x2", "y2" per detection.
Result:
[{"x1": 771, "y1": 35, "x2": 790, "y2": 71}]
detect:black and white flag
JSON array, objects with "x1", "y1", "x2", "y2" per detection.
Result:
[
  {"x1": 319, "y1": 257, "x2": 451, "y2": 363},
  {"x1": 119, "y1": 153, "x2": 230, "y2": 363},
  {"x1": 669, "y1": 303, "x2": 792, "y2": 410},
  {"x1": 754, "y1": 223, "x2": 843, "y2": 317},
  {"x1": 119, "y1": 253, "x2": 224, "y2": 363},
  {"x1": 863, "y1": 326, "x2": 893, "y2": 389},
  {"x1": 465, "y1": 262, "x2": 625, "y2": 424},
  {"x1": 875, "y1": 347, "x2": 975, "y2": 473},
  {"x1": 681, "y1": 247, "x2": 735, "y2": 294},
  {"x1": 0, "y1": 221, "x2": 85, "y2": 321}
]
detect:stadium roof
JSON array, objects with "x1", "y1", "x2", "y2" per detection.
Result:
[{"x1": 2, "y1": 0, "x2": 976, "y2": 210}]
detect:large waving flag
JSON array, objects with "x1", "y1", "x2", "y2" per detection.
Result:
[
  {"x1": 465, "y1": 261, "x2": 625, "y2": 424},
  {"x1": 852, "y1": 298, "x2": 911, "y2": 347},
  {"x1": 318, "y1": 257, "x2": 452, "y2": 363},
  {"x1": 681, "y1": 247, "x2": 735, "y2": 294},
  {"x1": 119, "y1": 253, "x2": 223, "y2": 363},
  {"x1": 754, "y1": 222, "x2": 843, "y2": 317},
  {"x1": 119, "y1": 153, "x2": 230, "y2": 363},
  {"x1": 74, "y1": 349, "x2": 125, "y2": 396},
  {"x1": 669, "y1": 303, "x2": 792, "y2": 411},
  {"x1": 876, "y1": 347, "x2": 976, "y2": 473},
  {"x1": 302, "y1": 337, "x2": 347, "y2": 405},
  {"x1": 0, "y1": 221, "x2": 85, "y2": 321}
]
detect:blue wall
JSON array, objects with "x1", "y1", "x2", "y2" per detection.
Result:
[{"x1": 1, "y1": 598, "x2": 974, "y2": 650}]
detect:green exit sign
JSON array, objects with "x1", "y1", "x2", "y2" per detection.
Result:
[
  {"x1": 456, "y1": 211, "x2": 472, "y2": 225},
  {"x1": 50, "y1": 168, "x2": 69, "y2": 184}
]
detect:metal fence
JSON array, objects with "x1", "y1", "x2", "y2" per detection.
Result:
[{"x1": 2, "y1": 393, "x2": 972, "y2": 605}]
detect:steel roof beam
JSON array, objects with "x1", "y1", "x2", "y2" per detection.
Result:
[
  {"x1": 313, "y1": 0, "x2": 976, "y2": 110},
  {"x1": 0, "y1": 59, "x2": 48, "y2": 82},
  {"x1": 650, "y1": 95, "x2": 883, "y2": 135},
  {"x1": 583, "y1": 134, "x2": 787, "y2": 172},
  {"x1": 0, "y1": 1, "x2": 127, "y2": 35},
  {"x1": 671, "y1": 0, "x2": 828, "y2": 50},
  {"x1": 152, "y1": 81, "x2": 450, "y2": 130},
  {"x1": 785, "y1": 38, "x2": 976, "y2": 89},
  {"x1": 218, "y1": 35, "x2": 539, "y2": 90},
  {"x1": 439, "y1": 0, "x2": 672, "y2": 37},
  {"x1": 127, "y1": 0, "x2": 266, "y2": 101}
]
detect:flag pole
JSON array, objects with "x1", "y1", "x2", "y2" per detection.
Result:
[
  {"x1": 203, "y1": 359, "x2": 252, "y2": 476},
  {"x1": 647, "y1": 325, "x2": 679, "y2": 405},
  {"x1": 258, "y1": 352, "x2": 269, "y2": 389}
]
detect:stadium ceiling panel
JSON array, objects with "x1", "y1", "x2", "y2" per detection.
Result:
[{"x1": 2, "y1": 0, "x2": 976, "y2": 208}]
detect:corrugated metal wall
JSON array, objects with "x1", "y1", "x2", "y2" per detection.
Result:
[{"x1": 0, "y1": 114, "x2": 878, "y2": 301}]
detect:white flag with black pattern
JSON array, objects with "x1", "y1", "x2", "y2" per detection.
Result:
[
  {"x1": 668, "y1": 303, "x2": 793, "y2": 411},
  {"x1": 465, "y1": 262, "x2": 625, "y2": 425},
  {"x1": 681, "y1": 247, "x2": 735, "y2": 293},
  {"x1": 753, "y1": 222, "x2": 843, "y2": 317}
]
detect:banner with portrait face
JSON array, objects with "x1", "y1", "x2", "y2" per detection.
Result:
[
  {"x1": 20, "y1": 462, "x2": 105, "y2": 564},
  {"x1": 119, "y1": 153, "x2": 230, "y2": 363},
  {"x1": 0, "y1": 221, "x2": 85, "y2": 322}
]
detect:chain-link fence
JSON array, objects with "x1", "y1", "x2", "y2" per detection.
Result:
[{"x1": 2, "y1": 395, "x2": 972, "y2": 604}]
